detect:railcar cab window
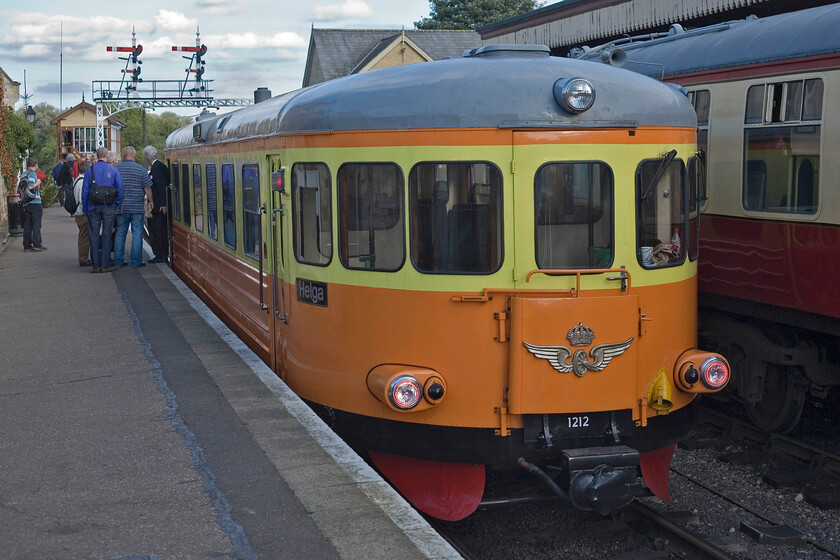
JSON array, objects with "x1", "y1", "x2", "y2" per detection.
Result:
[
  {"x1": 534, "y1": 162, "x2": 613, "y2": 269},
  {"x1": 206, "y1": 163, "x2": 218, "y2": 240},
  {"x1": 222, "y1": 164, "x2": 236, "y2": 249},
  {"x1": 743, "y1": 79, "x2": 822, "y2": 215},
  {"x1": 292, "y1": 163, "x2": 332, "y2": 266},
  {"x1": 181, "y1": 164, "x2": 191, "y2": 226},
  {"x1": 338, "y1": 163, "x2": 405, "y2": 271},
  {"x1": 687, "y1": 156, "x2": 701, "y2": 262},
  {"x1": 193, "y1": 164, "x2": 203, "y2": 233},
  {"x1": 636, "y1": 153, "x2": 686, "y2": 268},
  {"x1": 409, "y1": 162, "x2": 503, "y2": 274},
  {"x1": 172, "y1": 162, "x2": 182, "y2": 221},
  {"x1": 242, "y1": 164, "x2": 261, "y2": 260}
]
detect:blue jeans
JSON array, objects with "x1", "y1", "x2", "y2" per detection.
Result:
[
  {"x1": 88, "y1": 206, "x2": 116, "y2": 268},
  {"x1": 115, "y1": 212, "x2": 146, "y2": 267}
]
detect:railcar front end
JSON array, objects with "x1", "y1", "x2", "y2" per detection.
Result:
[{"x1": 164, "y1": 45, "x2": 729, "y2": 520}]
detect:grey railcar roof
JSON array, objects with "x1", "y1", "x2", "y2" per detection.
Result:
[
  {"x1": 167, "y1": 50, "x2": 695, "y2": 150},
  {"x1": 578, "y1": 3, "x2": 840, "y2": 80}
]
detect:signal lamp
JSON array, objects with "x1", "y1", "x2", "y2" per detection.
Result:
[
  {"x1": 389, "y1": 376, "x2": 422, "y2": 410},
  {"x1": 700, "y1": 357, "x2": 729, "y2": 389},
  {"x1": 555, "y1": 78, "x2": 596, "y2": 113}
]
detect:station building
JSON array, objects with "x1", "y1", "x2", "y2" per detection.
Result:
[{"x1": 50, "y1": 99, "x2": 125, "y2": 162}]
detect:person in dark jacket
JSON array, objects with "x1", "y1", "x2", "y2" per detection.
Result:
[
  {"x1": 82, "y1": 147, "x2": 123, "y2": 273},
  {"x1": 143, "y1": 145, "x2": 170, "y2": 263}
]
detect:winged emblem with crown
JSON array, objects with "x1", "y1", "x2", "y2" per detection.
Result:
[{"x1": 523, "y1": 323, "x2": 633, "y2": 377}]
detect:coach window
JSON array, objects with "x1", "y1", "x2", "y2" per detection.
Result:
[
  {"x1": 292, "y1": 163, "x2": 332, "y2": 266},
  {"x1": 206, "y1": 163, "x2": 218, "y2": 240},
  {"x1": 743, "y1": 79, "x2": 821, "y2": 214},
  {"x1": 242, "y1": 164, "x2": 260, "y2": 260},
  {"x1": 636, "y1": 154, "x2": 686, "y2": 268},
  {"x1": 181, "y1": 164, "x2": 191, "y2": 227},
  {"x1": 338, "y1": 163, "x2": 404, "y2": 271},
  {"x1": 193, "y1": 164, "x2": 203, "y2": 233},
  {"x1": 172, "y1": 162, "x2": 181, "y2": 221},
  {"x1": 688, "y1": 89, "x2": 710, "y2": 207},
  {"x1": 409, "y1": 162, "x2": 502, "y2": 274},
  {"x1": 534, "y1": 162, "x2": 613, "y2": 269},
  {"x1": 221, "y1": 164, "x2": 236, "y2": 249}
]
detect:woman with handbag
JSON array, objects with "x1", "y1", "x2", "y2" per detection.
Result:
[{"x1": 81, "y1": 147, "x2": 123, "y2": 273}]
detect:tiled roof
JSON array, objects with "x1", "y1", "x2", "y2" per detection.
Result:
[{"x1": 304, "y1": 29, "x2": 482, "y2": 86}]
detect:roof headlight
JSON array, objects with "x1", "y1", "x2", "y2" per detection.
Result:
[{"x1": 554, "y1": 78, "x2": 596, "y2": 113}]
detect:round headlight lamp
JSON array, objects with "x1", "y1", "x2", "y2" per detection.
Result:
[
  {"x1": 554, "y1": 78, "x2": 596, "y2": 113},
  {"x1": 699, "y1": 357, "x2": 730, "y2": 389},
  {"x1": 389, "y1": 376, "x2": 423, "y2": 410}
]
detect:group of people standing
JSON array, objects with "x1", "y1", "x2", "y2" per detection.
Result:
[{"x1": 22, "y1": 145, "x2": 170, "y2": 273}]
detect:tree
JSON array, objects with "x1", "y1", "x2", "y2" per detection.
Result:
[
  {"x1": 415, "y1": 0, "x2": 543, "y2": 30},
  {"x1": 120, "y1": 108, "x2": 193, "y2": 159}
]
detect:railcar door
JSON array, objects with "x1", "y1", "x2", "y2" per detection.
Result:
[
  {"x1": 267, "y1": 155, "x2": 289, "y2": 375},
  {"x1": 508, "y1": 131, "x2": 641, "y2": 419}
]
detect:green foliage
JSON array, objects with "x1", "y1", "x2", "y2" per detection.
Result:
[
  {"x1": 415, "y1": 0, "x2": 543, "y2": 30},
  {"x1": 3, "y1": 109, "x2": 35, "y2": 180},
  {"x1": 120, "y1": 109, "x2": 193, "y2": 158}
]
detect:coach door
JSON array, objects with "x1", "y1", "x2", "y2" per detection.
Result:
[{"x1": 268, "y1": 155, "x2": 289, "y2": 375}]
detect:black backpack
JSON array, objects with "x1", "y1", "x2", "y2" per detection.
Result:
[
  {"x1": 17, "y1": 175, "x2": 35, "y2": 204},
  {"x1": 63, "y1": 182, "x2": 77, "y2": 214}
]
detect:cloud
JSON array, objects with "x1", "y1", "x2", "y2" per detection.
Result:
[
  {"x1": 311, "y1": 0, "x2": 375, "y2": 21},
  {"x1": 203, "y1": 31, "x2": 306, "y2": 49},
  {"x1": 36, "y1": 81, "x2": 88, "y2": 95},
  {"x1": 155, "y1": 9, "x2": 198, "y2": 31},
  {"x1": 194, "y1": 0, "x2": 249, "y2": 16}
]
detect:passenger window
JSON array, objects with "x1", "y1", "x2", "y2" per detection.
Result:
[
  {"x1": 534, "y1": 162, "x2": 613, "y2": 269},
  {"x1": 338, "y1": 163, "x2": 404, "y2": 271},
  {"x1": 743, "y1": 79, "x2": 821, "y2": 214},
  {"x1": 292, "y1": 163, "x2": 332, "y2": 266},
  {"x1": 172, "y1": 162, "x2": 181, "y2": 221},
  {"x1": 222, "y1": 164, "x2": 236, "y2": 249},
  {"x1": 181, "y1": 164, "x2": 191, "y2": 227},
  {"x1": 206, "y1": 163, "x2": 218, "y2": 240},
  {"x1": 636, "y1": 154, "x2": 686, "y2": 268},
  {"x1": 242, "y1": 164, "x2": 260, "y2": 260},
  {"x1": 193, "y1": 164, "x2": 203, "y2": 233},
  {"x1": 409, "y1": 162, "x2": 502, "y2": 274}
]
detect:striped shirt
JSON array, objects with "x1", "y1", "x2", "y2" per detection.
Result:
[{"x1": 115, "y1": 160, "x2": 152, "y2": 214}]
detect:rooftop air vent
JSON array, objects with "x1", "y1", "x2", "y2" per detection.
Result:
[{"x1": 463, "y1": 44, "x2": 551, "y2": 58}]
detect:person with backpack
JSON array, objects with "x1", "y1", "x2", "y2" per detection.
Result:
[
  {"x1": 21, "y1": 156, "x2": 47, "y2": 252},
  {"x1": 73, "y1": 160, "x2": 92, "y2": 266},
  {"x1": 82, "y1": 146, "x2": 123, "y2": 273}
]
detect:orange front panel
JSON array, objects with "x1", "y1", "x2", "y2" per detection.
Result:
[{"x1": 508, "y1": 295, "x2": 640, "y2": 415}]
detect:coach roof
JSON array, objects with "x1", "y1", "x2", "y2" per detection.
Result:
[
  {"x1": 577, "y1": 3, "x2": 840, "y2": 80},
  {"x1": 167, "y1": 45, "x2": 695, "y2": 150}
]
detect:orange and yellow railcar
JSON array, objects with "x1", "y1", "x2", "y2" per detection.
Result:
[{"x1": 164, "y1": 44, "x2": 728, "y2": 520}]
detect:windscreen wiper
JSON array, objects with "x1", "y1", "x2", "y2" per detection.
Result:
[{"x1": 641, "y1": 149, "x2": 678, "y2": 203}]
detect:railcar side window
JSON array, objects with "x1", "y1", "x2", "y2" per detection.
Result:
[
  {"x1": 181, "y1": 164, "x2": 191, "y2": 227},
  {"x1": 338, "y1": 163, "x2": 405, "y2": 271},
  {"x1": 206, "y1": 163, "x2": 218, "y2": 240},
  {"x1": 172, "y1": 162, "x2": 181, "y2": 221},
  {"x1": 292, "y1": 163, "x2": 332, "y2": 266},
  {"x1": 193, "y1": 164, "x2": 203, "y2": 233},
  {"x1": 534, "y1": 162, "x2": 613, "y2": 269},
  {"x1": 222, "y1": 164, "x2": 236, "y2": 249},
  {"x1": 409, "y1": 162, "x2": 503, "y2": 274},
  {"x1": 242, "y1": 164, "x2": 261, "y2": 260},
  {"x1": 636, "y1": 154, "x2": 686, "y2": 268},
  {"x1": 743, "y1": 79, "x2": 821, "y2": 214}
]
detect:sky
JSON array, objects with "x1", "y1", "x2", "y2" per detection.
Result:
[{"x1": 0, "y1": 0, "x2": 434, "y2": 118}]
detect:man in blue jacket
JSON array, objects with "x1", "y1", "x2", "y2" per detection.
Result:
[{"x1": 82, "y1": 147, "x2": 123, "y2": 273}]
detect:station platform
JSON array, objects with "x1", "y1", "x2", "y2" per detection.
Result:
[{"x1": 0, "y1": 210, "x2": 460, "y2": 560}]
